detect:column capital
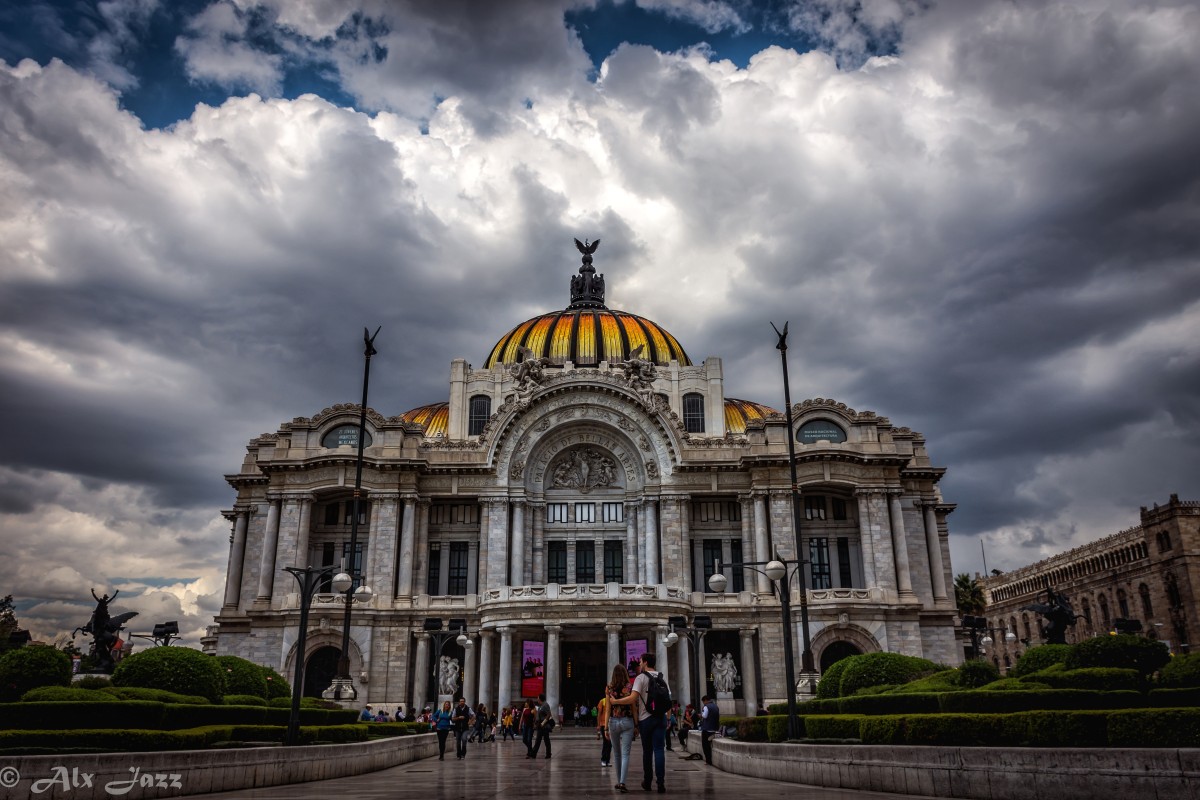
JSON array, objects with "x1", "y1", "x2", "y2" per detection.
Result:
[
  {"x1": 415, "y1": 632, "x2": 430, "y2": 643},
  {"x1": 479, "y1": 629, "x2": 496, "y2": 642},
  {"x1": 498, "y1": 625, "x2": 513, "y2": 637},
  {"x1": 854, "y1": 487, "x2": 885, "y2": 498},
  {"x1": 371, "y1": 491, "x2": 402, "y2": 501},
  {"x1": 544, "y1": 624, "x2": 563, "y2": 634},
  {"x1": 739, "y1": 628, "x2": 756, "y2": 640},
  {"x1": 605, "y1": 623, "x2": 623, "y2": 634},
  {"x1": 624, "y1": 499, "x2": 643, "y2": 509},
  {"x1": 655, "y1": 624, "x2": 670, "y2": 635},
  {"x1": 768, "y1": 488, "x2": 792, "y2": 498}
]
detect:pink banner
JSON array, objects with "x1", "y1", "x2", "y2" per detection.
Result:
[
  {"x1": 521, "y1": 641, "x2": 545, "y2": 698},
  {"x1": 624, "y1": 639, "x2": 647, "y2": 676}
]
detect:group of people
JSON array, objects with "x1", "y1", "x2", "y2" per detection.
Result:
[{"x1": 358, "y1": 704, "x2": 407, "y2": 723}]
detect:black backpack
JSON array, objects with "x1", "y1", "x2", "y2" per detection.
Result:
[{"x1": 644, "y1": 671, "x2": 672, "y2": 716}]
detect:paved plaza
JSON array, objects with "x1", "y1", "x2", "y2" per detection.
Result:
[{"x1": 196, "y1": 730, "x2": 934, "y2": 799}]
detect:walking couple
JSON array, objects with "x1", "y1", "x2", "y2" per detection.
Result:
[{"x1": 602, "y1": 651, "x2": 669, "y2": 794}]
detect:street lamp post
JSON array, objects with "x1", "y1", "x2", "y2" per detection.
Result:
[
  {"x1": 664, "y1": 614, "x2": 711, "y2": 708},
  {"x1": 771, "y1": 322, "x2": 817, "y2": 689},
  {"x1": 423, "y1": 617, "x2": 469, "y2": 706},
  {"x1": 328, "y1": 327, "x2": 380, "y2": 702},
  {"x1": 284, "y1": 565, "x2": 349, "y2": 746},
  {"x1": 710, "y1": 558, "x2": 804, "y2": 740},
  {"x1": 129, "y1": 621, "x2": 180, "y2": 648}
]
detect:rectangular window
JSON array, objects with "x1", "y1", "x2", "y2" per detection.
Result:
[
  {"x1": 323, "y1": 503, "x2": 340, "y2": 526},
  {"x1": 831, "y1": 498, "x2": 848, "y2": 521},
  {"x1": 726, "y1": 501, "x2": 741, "y2": 522},
  {"x1": 576, "y1": 540, "x2": 595, "y2": 583},
  {"x1": 683, "y1": 393, "x2": 705, "y2": 433},
  {"x1": 730, "y1": 539, "x2": 744, "y2": 592},
  {"x1": 427, "y1": 543, "x2": 442, "y2": 595},
  {"x1": 837, "y1": 537, "x2": 853, "y2": 588},
  {"x1": 604, "y1": 540, "x2": 623, "y2": 583},
  {"x1": 575, "y1": 502, "x2": 596, "y2": 523},
  {"x1": 699, "y1": 502, "x2": 721, "y2": 522},
  {"x1": 702, "y1": 539, "x2": 723, "y2": 593},
  {"x1": 547, "y1": 541, "x2": 567, "y2": 583},
  {"x1": 319, "y1": 542, "x2": 336, "y2": 592},
  {"x1": 546, "y1": 503, "x2": 569, "y2": 523},
  {"x1": 447, "y1": 542, "x2": 469, "y2": 595},
  {"x1": 341, "y1": 542, "x2": 365, "y2": 589},
  {"x1": 804, "y1": 495, "x2": 826, "y2": 521},
  {"x1": 809, "y1": 537, "x2": 831, "y2": 590},
  {"x1": 602, "y1": 502, "x2": 624, "y2": 523},
  {"x1": 468, "y1": 395, "x2": 491, "y2": 436}
]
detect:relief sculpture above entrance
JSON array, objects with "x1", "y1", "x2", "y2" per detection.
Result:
[{"x1": 550, "y1": 447, "x2": 619, "y2": 494}]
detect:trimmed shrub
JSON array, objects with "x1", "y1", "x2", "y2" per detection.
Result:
[
  {"x1": 217, "y1": 655, "x2": 269, "y2": 698},
  {"x1": 0, "y1": 646, "x2": 73, "y2": 702},
  {"x1": 817, "y1": 657, "x2": 853, "y2": 699},
  {"x1": 163, "y1": 703, "x2": 269, "y2": 728},
  {"x1": 1107, "y1": 708, "x2": 1200, "y2": 747},
  {"x1": 224, "y1": 694, "x2": 267, "y2": 706},
  {"x1": 103, "y1": 686, "x2": 210, "y2": 704},
  {"x1": 1064, "y1": 634, "x2": 1169, "y2": 678},
  {"x1": 839, "y1": 653, "x2": 945, "y2": 699},
  {"x1": 737, "y1": 716, "x2": 770, "y2": 742},
  {"x1": 262, "y1": 666, "x2": 291, "y2": 699},
  {"x1": 851, "y1": 684, "x2": 897, "y2": 697},
  {"x1": 22, "y1": 686, "x2": 116, "y2": 702},
  {"x1": 892, "y1": 672, "x2": 960, "y2": 694},
  {"x1": 0, "y1": 727, "x2": 214, "y2": 753},
  {"x1": 1158, "y1": 653, "x2": 1200, "y2": 688},
  {"x1": 839, "y1": 692, "x2": 942, "y2": 716},
  {"x1": 766, "y1": 714, "x2": 792, "y2": 742},
  {"x1": 938, "y1": 689, "x2": 1142, "y2": 714},
  {"x1": 1010, "y1": 644, "x2": 1072, "y2": 678},
  {"x1": 1020, "y1": 662, "x2": 1065, "y2": 681},
  {"x1": 112, "y1": 647, "x2": 227, "y2": 703},
  {"x1": 1, "y1": 701, "x2": 166, "y2": 730},
  {"x1": 268, "y1": 696, "x2": 343, "y2": 710},
  {"x1": 1147, "y1": 687, "x2": 1200, "y2": 707},
  {"x1": 954, "y1": 660, "x2": 1000, "y2": 689},
  {"x1": 1031, "y1": 667, "x2": 1141, "y2": 692},
  {"x1": 804, "y1": 714, "x2": 863, "y2": 740},
  {"x1": 978, "y1": 679, "x2": 1051, "y2": 691},
  {"x1": 74, "y1": 675, "x2": 112, "y2": 690}
]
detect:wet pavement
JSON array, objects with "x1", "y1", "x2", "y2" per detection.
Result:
[{"x1": 195, "y1": 729, "x2": 934, "y2": 799}]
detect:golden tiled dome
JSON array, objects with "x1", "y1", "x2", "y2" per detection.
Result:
[
  {"x1": 399, "y1": 402, "x2": 448, "y2": 437},
  {"x1": 724, "y1": 398, "x2": 778, "y2": 434},
  {"x1": 485, "y1": 308, "x2": 690, "y2": 369}
]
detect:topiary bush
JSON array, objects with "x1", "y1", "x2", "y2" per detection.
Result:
[
  {"x1": 838, "y1": 653, "x2": 945, "y2": 699},
  {"x1": 111, "y1": 647, "x2": 227, "y2": 703},
  {"x1": 74, "y1": 675, "x2": 112, "y2": 690},
  {"x1": 0, "y1": 646, "x2": 73, "y2": 702},
  {"x1": 978, "y1": 678, "x2": 1051, "y2": 691},
  {"x1": 103, "y1": 686, "x2": 210, "y2": 704},
  {"x1": 817, "y1": 657, "x2": 853, "y2": 699},
  {"x1": 224, "y1": 694, "x2": 268, "y2": 706},
  {"x1": 1064, "y1": 634, "x2": 1169, "y2": 678},
  {"x1": 1158, "y1": 653, "x2": 1200, "y2": 688},
  {"x1": 262, "y1": 666, "x2": 291, "y2": 699},
  {"x1": 21, "y1": 686, "x2": 117, "y2": 702},
  {"x1": 890, "y1": 671, "x2": 960, "y2": 694},
  {"x1": 954, "y1": 659, "x2": 1001, "y2": 689},
  {"x1": 268, "y1": 696, "x2": 343, "y2": 710},
  {"x1": 1031, "y1": 667, "x2": 1142, "y2": 692},
  {"x1": 217, "y1": 655, "x2": 269, "y2": 698},
  {"x1": 1010, "y1": 644, "x2": 1072, "y2": 678}
]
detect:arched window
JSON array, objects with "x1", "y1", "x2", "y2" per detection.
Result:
[
  {"x1": 1139, "y1": 584, "x2": 1153, "y2": 617},
  {"x1": 1161, "y1": 531, "x2": 1173, "y2": 551},
  {"x1": 1117, "y1": 589, "x2": 1130, "y2": 619},
  {"x1": 1098, "y1": 594, "x2": 1110, "y2": 627},
  {"x1": 683, "y1": 393, "x2": 705, "y2": 433},
  {"x1": 468, "y1": 395, "x2": 491, "y2": 436},
  {"x1": 1081, "y1": 598, "x2": 1092, "y2": 625},
  {"x1": 1166, "y1": 573, "x2": 1182, "y2": 608},
  {"x1": 1022, "y1": 613, "x2": 1031, "y2": 640}
]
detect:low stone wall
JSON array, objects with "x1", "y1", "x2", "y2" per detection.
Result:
[
  {"x1": 0, "y1": 733, "x2": 437, "y2": 800},
  {"x1": 695, "y1": 735, "x2": 1200, "y2": 800}
]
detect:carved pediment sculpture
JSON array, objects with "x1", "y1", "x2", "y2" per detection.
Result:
[{"x1": 550, "y1": 447, "x2": 619, "y2": 494}]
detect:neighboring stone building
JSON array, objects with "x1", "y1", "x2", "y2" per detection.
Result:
[
  {"x1": 980, "y1": 494, "x2": 1199, "y2": 671},
  {"x1": 211, "y1": 242, "x2": 959, "y2": 714}
]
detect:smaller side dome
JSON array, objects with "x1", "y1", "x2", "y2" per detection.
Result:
[
  {"x1": 724, "y1": 398, "x2": 779, "y2": 434},
  {"x1": 399, "y1": 402, "x2": 448, "y2": 438}
]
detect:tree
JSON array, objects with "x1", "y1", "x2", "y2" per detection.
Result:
[
  {"x1": 954, "y1": 573, "x2": 985, "y2": 616},
  {"x1": 0, "y1": 595, "x2": 21, "y2": 653}
]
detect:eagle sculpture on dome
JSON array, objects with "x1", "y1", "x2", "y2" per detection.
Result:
[{"x1": 574, "y1": 238, "x2": 600, "y2": 255}]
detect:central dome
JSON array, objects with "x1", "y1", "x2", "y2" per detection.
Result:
[{"x1": 484, "y1": 239, "x2": 691, "y2": 369}]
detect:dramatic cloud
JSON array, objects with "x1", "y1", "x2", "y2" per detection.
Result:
[{"x1": 1, "y1": 0, "x2": 1198, "y2": 645}]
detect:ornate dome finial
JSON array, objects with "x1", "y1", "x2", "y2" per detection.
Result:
[{"x1": 569, "y1": 237, "x2": 605, "y2": 309}]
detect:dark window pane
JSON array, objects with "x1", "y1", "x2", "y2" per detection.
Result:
[
  {"x1": 831, "y1": 498, "x2": 847, "y2": 521},
  {"x1": 837, "y1": 537, "x2": 852, "y2": 588},
  {"x1": 604, "y1": 540, "x2": 623, "y2": 583},
  {"x1": 805, "y1": 495, "x2": 826, "y2": 521},
  {"x1": 683, "y1": 393, "x2": 705, "y2": 434},
  {"x1": 468, "y1": 395, "x2": 491, "y2": 436},
  {"x1": 576, "y1": 540, "x2": 595, "y2": 583},
  {"x1": 702, "y1": 540, "x2": 722, "y2": 593},
  {"x1": 448, "y1": 542, "x2": 469, "y2": 595},
  {"x1": 809, "y1": 537, "x2": 831, "y2": 590},
  {"x1": 427, "y1": 544, "x2": 441, "y2": 595},
  {"x1": 730, "y1": 539, "x2": 744, "y2": 592},
  {"x1": 548, "y1": 541, "x2": 567, "y2": 583}
]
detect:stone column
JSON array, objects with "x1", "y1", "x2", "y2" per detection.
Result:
[
  {"x1": 497, "y1": 626, "x2": 514, "y2": 712},
  {"x1": 545, "y1": 625, "x2": 561, "y2": 712},
  {"x1": 256, "y1": 498, "x2": 281, "y2": 601},
  {"x1": 478, "y1": 630, "x2": 495, "y2": 709},
  {"x1": 856, "y1": 492, "x2": 879, "y2": 590},
  {"x1": 739, "y1": 629, "x2": 758, "y2": 714},
  {"x1": 463, "y1": 635, "x2": 478, "y2": 705},
  {"x1": 367, "y1": 492, "x2": 399, "y2": 600},
  {"x1": 644, "y1": 499, "x2": 660, "y2": 584},
  {"x1": 413, "y1": 500, "x2": 430, "y2": 595},
  {"x1": 397, "y1": 496, "x2": 417, "y2": 596},
  {"x1": 655, "y1": 625, "x2": 670, "y2": 687},
  {"x1": 678, "y1": 498, "x2": 692, "y2": 592},
  {"x1": 606, "y1": 623, "x2": 622, "y2": 672},
  {"x1": 476, "y1": 500, "x2": 490, "y2": 592},
  {"x1": 888, "y1": 492, "x2": 915, "y2": 599},
  {"x1": 753, "y1": 493, "x2": 771, "y2": 593},
  {"x1": 739, "y1": 496, "x2": 754, "y2": 594},
  {"x1": 531, "y1": 503, "x2": 545, "y2": 584},
  {"x1": 509, "y1": 501, "x2": 525, "y2": 587},
  {"x1": 223, "y1": 510, "x2": 249, "y2": 609},
  {"x1": 293, "y1": 496, "x2": 312, "y2": 568},
  {"x1": 413, "y1": 633, "x2": 431, "y2": 712},
  {"x1": 923, "y1": 503, "x2": 949, "y2": 602},
  {"x1": 486, "y1": 498, "x2": 510, "y2": 589},
  {"x1": 677, "y1": 633, "x2": 692, "y2": 707},
  {"x1": 696, "y1": 636, "x2": 707, "y2": 699},
  {"x1": 467, "y1": 540, "x2": 479, "y2": 595},
  {"x1": 625, "y1": 501, "x2": 639, "y2": 585}
]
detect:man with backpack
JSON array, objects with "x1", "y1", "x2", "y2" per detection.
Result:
[
  {"x1": 610, "y1": 651, "x2": 670, "y2": 793},
  {"x1": 529, "y1": 693, "x2": 554, "y2": 759},
  {"x1": 698, "y1": 694, "x2": 721, "y2": 765}
]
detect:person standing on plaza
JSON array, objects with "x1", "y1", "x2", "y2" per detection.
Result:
[
  {"x1": 698, "y1": 695, "x2": 721, "y2": 766},
  {"x1": 609, "y1": 651, "x2": 669, "y2": 794},
  {"x1": 603, "y1": 664, "x2": 636, "y2": 793},
  {"x1": 431, "y1": 700, "x2": 453, "y2": 761},
  {"x1": 664, "y1": 702, "x2": 678, "y2": 751},
  {"x1": 529, "y1": 692, "x2": 554, "y2": 759},
  {"x1": 451, "y1": 697, "x2": 474, "y2": 759},
  {"x1": 521, "y1": 699, "x2": 536, "y2": 753}
]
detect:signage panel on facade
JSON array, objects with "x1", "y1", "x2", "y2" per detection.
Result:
[
  {"x1": 625, "y1": 639, "x2": 648, "y2": 676},
  {"x1": 522, "y1": 641, "x2": 545, "y2": 697}
]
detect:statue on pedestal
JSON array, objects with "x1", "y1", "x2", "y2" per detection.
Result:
[{"x1": 74, "y1": 589, "x2": 138, "y2": 674}]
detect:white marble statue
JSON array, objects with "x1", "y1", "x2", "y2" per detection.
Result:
[
  {"x1": 437, "y1": 655, "x2": 460, "y2": 696},
  {"x1": 711, "y1": 652, "x2": 738, "y2": 693}
]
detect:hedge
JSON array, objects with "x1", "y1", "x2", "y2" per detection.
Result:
[
  {"x1": 1063, "y1": 634, "x2": 1169, "y2": 678},
  {"x1": 937, "y1": 689, "x2": 1142, "y2": 714},
  {"x1": 111, "y1": 648, "x2": 227, "y2": 703},
  {"x1": 1147, "y1": 687, "x2": 1200, "y2": 707},
  {"x1": 803, "y1": 714, "x2": 864, "y2": 740},
  {"x1": 736, "y1": 716, "x2": 770, "y2": 742},
  {"x1": 1106, "y1": 708, "x2": 1200, "y2": 747},
  {"x1": 0, "y1": 646, "x2": 73, "y2": 702},
  {"x1": 1158, "y1": 653, "x2": 1200, "y2": 688},
  {"x1": 816, "y1": 657, "x2": 852, "y2": 699},
  {"x1": 839, "y1": 653, "x2": 945, "y2": 699},
  {"x1": 1010, "y1": 645, "x2": 1072, "y2": 678},
  {"x1": 22, "y1": 687, "x2": 116, "y2": 702},
  {"x1": 216, "y1": 656, "x2": 269, "y2": 698},
  {"x1": 224, "y1": 694, "x2": 268, "y2": 706},
  {"x1": 0, "y1": 701, "x2": 358, "y2": 730},
  {"x1": 977, "y1": 679, "x2": 1051, "y2": 691},
  {"x1": 839, "y1": 692, "x2": 942, "y2": 716},
  {"x1": 1029, "y1": 667, "x2": 1141, "y2": 692},
  {"x1": 0, "y1": 724, "x2": 375, "y2": 754},
  {"x1": 103, "y1": 687, "x2": 210, "y2": 704}
]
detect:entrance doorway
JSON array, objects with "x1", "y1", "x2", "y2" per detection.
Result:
[
  {"x1": 561, "y1": 641, "x2": 607, "y2": 724},
  {"x1": 819, "y1": 640, "x2": 862, "y2": 672},
  {"x1": 304, "y1": 646, "x2": 341, "y2": 697}
]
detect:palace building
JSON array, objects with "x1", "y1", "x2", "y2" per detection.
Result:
[{"x1": 210, "y1": 242, "x2": 960, "y2": 713}]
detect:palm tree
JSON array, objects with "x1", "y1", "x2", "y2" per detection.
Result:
[{"x1": 954, "y1": 573, "x2": 985, "y2": 616}]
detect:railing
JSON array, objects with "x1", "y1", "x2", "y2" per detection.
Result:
[{"x1": 481, "y1": 583, "x2": 690, "y2": 604}]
